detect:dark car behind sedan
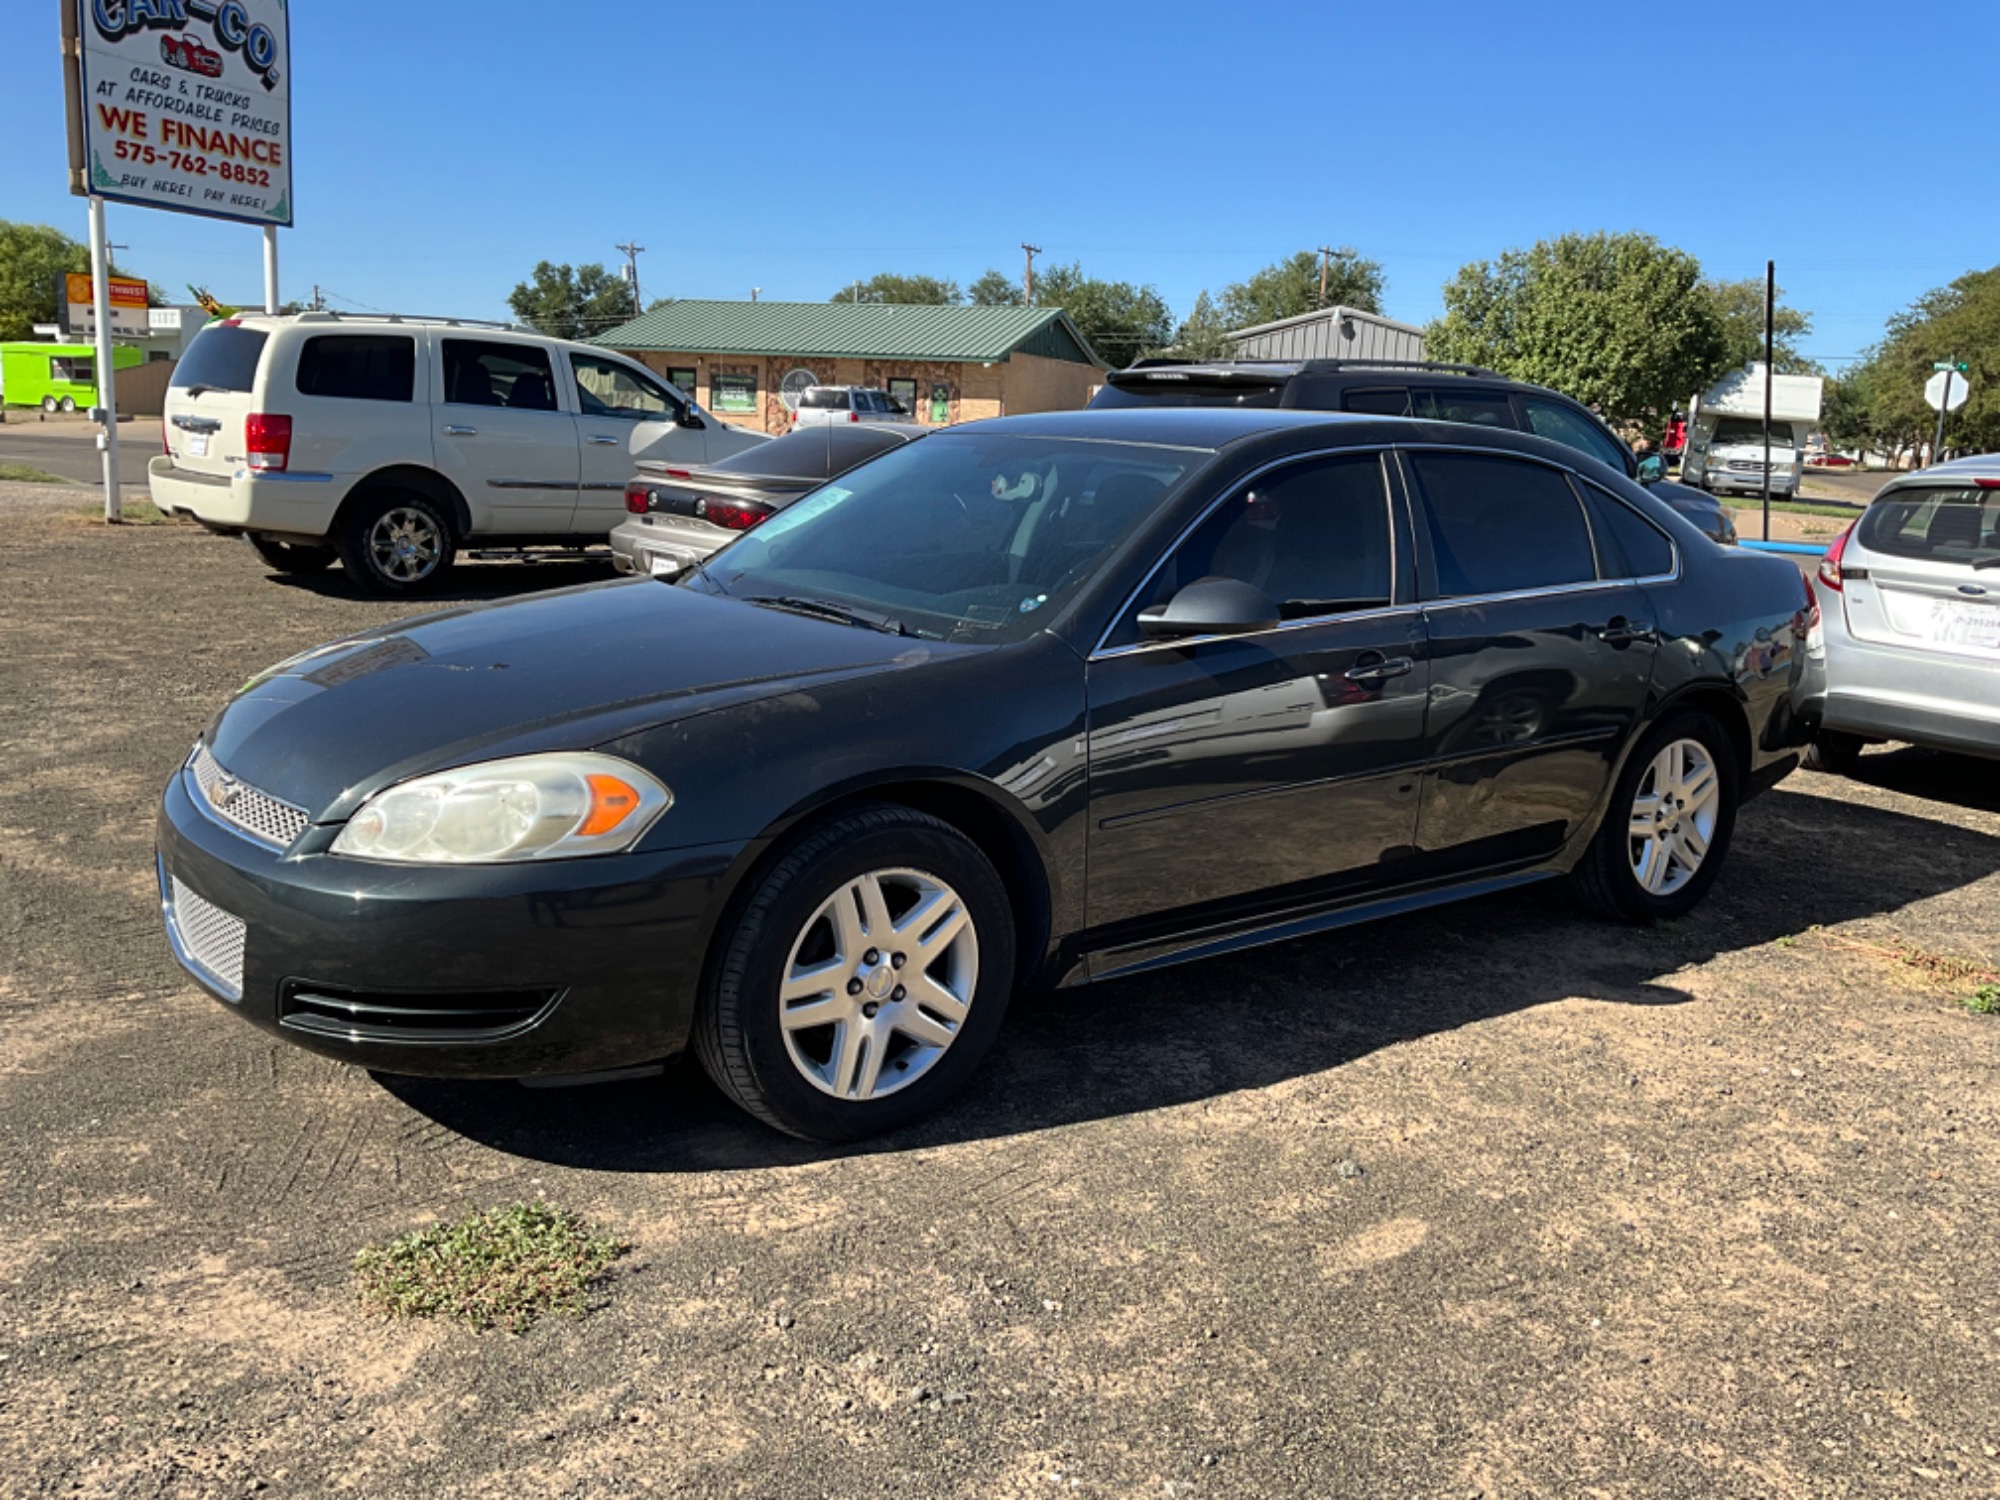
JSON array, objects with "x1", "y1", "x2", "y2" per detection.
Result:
[
  {"x1": 159, "y1": 408, "x2": 1810, "y2": 1141},
  {"x1": 610, "y1": 422, "x2": 926, "y2": 579}
]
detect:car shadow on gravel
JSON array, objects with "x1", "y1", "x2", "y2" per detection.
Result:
[
  {"x1": 377, "y1": 781, "x2": 2000, "y2": 1171},
  {"x1": 266, "y1": 557, "x2": 620, "y2": 604},
  {"x1": 1833, "y1": 746, "x2": 2000, "y2": 816}
]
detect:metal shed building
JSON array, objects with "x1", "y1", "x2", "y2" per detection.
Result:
[{"x1": 1227, "y1": 305, "x2": 1426, "y2": 363}]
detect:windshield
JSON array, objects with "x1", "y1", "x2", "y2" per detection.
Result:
[
  {"x1": 1856, "y1": 486, "x2": 2000, "y2": 567},
  {"x1": 684, "y1": 434, "x2": 1203, "y2": 643},
  {"x1": 1711, "y1": 417, "x2": 1793, "y2": 448}
]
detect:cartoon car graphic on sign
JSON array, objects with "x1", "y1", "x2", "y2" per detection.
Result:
[{"x1": 161, "y1": 33, "x2": 224, "y2": 78}]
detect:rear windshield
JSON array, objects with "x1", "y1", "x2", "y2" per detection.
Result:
[
  {"x1": 170, "y1": 324, "x2": 268, "y2": 394},
  {"x1": 1856, "y1": 486, "x2": 2000, "y2": 565},
  {"x1": 799, "y1": 388, "x2": 849, "y2": 409},
  {"x1": 708, "y1": 426, "x2": 913, "y2": 481},
  {"x1": 1090, "y1": 378, "x2": 1284, "y2": 410}
]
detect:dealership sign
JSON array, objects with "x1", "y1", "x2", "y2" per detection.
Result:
[
  {"x1": 70, "y1": 0, "x2": 293, "y2": 227},
  {"x1": 60, "y1": 271, "x2": 150, "y2": 338}
]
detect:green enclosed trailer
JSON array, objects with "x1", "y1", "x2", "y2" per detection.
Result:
[{"x1": 0, "y1": 342, "x2": 145, "y2": 413}]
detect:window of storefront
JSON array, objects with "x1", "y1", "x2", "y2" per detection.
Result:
[
  {"x1": 887, "y1": 377, "x2": 917, "y2": 416},
  {"x1": 712, "y1": 372, "x2": 757, "y2": 413},
  {"x1": 667, "y1": 367, "x2": 696, "y2": 396}
]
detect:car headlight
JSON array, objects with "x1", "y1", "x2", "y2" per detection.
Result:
[{"x1": 331, "y1": 753, "x2": 671, "y2": 864}]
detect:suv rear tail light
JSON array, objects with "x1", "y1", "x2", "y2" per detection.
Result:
[
  {"x1": 243, "y1": 413, "x2": 291, "y2": 472},
  {"x1": 624, "y1": 481, "x2": 650, "y2": 515},
  {"x1": 1817, "y1": 523, "x2": 1854, "y2": 592},
  {"x1": 694, "y1": 497, "x2": 774, "y2": 530}
]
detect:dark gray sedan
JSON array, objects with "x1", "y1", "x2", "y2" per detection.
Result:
[{"x1": 612, "y1": 423, "x2": 927, "y2": 579}]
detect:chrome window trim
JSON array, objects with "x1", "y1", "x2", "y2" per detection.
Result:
[
  {"x1": 1088, "y1": 445, "x2": 1404, "y2": 660},
  {"x1": 485, "y1": 478, "x2": 578, "y2": 490}
]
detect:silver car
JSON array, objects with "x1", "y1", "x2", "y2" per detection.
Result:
[
  {"x1": 611, "y1": 422, "x2": 926, "y2": 579},
  {"x1": 1801, "y1": 455, "x2": 2000, "y2": 771},
  {"x1": 789, "y1": 385, "x2": 912, "y2": 430}
]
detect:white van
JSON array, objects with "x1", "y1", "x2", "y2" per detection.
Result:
[{"x1": 148, "y1": 313, "x2": 766, "y2": 594}]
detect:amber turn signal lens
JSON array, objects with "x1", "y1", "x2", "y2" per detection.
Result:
[{"x1": 579, "y1": 774, "x2": 643, "y2": 837}]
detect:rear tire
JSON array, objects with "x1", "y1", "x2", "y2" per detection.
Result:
[
  {"x1": 41, "y1": 396, "x2": 57, "y2": 413},
  {"x1": 1571, "y1": 710, "x2": 1740, "y2": 924},
  {"x1": 336, "y1": 489, "x2": 456, "y2": 596},
  {"x1": 694, "y1": 805, "x2": 1016, "y2": 1141},
  {"x1": 1804, "y1": 729, "x2": 1865, "y2": 776},
  {"x1": 248, "y1": 535, "x2": 336, "y2": 574},
  {"x1": 58, "y1": 396, "x2": 77, "y2": 414}
]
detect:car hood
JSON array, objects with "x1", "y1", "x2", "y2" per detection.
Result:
[{"x1": 204, "y1": 578, "x2": 945, "y2": 822}]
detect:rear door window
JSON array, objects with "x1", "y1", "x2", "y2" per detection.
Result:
[
  {"x1": 1405, "y1": 451, "x2": 1599, "y2": 597},
  {"x1": 442, "y1": 340, "x2": 558, "y2": 410},
  {"x1": 1341, "y1": 387, "x2": 1414, "y2": 417},
  {"x1": 1416, "y1": 389, "x2": 1518, "y2": 428},
  {"x1": 1582, "y1": 482, "x2": 1676, "y2": 578},
  {"x1": 1856, "y1": 487, "x2": 2000, "y2": 565},
  {"x1": 170, "y1": 324, "x2": 268, "y2": 393},
  {"x1": 294, "y1": 335, "x2": 415, "y2": 402},
  {"x1": 1523, "y1": 398, "x2": 1630, "y2": 473}
]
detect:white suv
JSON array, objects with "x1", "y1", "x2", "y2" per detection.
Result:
[
  {"x1": 789, "y1": 385, "x2": 911, "y2": 430},
  {"x1": 148, "y1": 313, "x2": 765, "y2": 594}
]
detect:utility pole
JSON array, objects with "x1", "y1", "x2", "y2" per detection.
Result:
[
  {"x1": 1761, "y1": 260, "x2": 1774, "y2": 543},
  {"x1": 1021, "y1": 243, "x2": 1042, "y2": 307},
  {"x1": 614, "y1": 240, "x2": 645, "y2": 316},
  {"x1": 310, "y1": 284, "x2": 326, "y2": 312},
  {"x1": 1317, "y1": 245, "x2": 1335, "y2": 309},
  {"x1": 751, "y1": 287, "x2": 761, "y2": 302}
]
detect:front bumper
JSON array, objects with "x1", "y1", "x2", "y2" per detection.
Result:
[
  {"x1": 147, "y1": 454, "x2": 349, "y2": 538},
  {"x1": 156, "y1": 762, "x2": 744, "y2": 1077}
]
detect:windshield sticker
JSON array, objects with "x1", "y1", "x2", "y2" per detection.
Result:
[
  {"x1": 992, "y1": 472, "x2": 1038, "y2": 502},
  {"x1": 1019, "y1": 593, "x2": 1048, "y2": 615}
]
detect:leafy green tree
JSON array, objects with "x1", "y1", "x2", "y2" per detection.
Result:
[
  {"x1": 506, "y1": 261, "x2": 635, "y2": 339},
  {"x1": 1829, "y1": 266, "x2": 2000, "y2": 460},
  {"x1": 834, "y1": 273, "x2": 962, "y2": 305},
  {"x1": 1426, "y1": 231, "x2": 1727, "y2": 427},
  {"x1": 1030, "y1": 262, "x2": 1172, "y2": 368},
  {"x1": 1218, "y1": 248, "x2": 1385, "y2": 327},
  {"x1": 968, "y1": 268, "x2": 1024, "y2": 307},
  {"x1": 0, "y1": 221, "x2": 150, "y2": 340},
  {"x1": 1703, "y1": 277, "x2": 1817, "y2": 375},
  {"x1": 1169, "y1": 291, "x2": 1236, "y2": 359}
]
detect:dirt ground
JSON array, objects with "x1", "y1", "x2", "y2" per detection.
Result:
[{"x1": 3, "y1": 493, "x2": 1997, "y2": 1499}]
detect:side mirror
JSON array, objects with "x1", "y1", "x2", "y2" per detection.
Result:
[
  {"x1": 1636, "y1": 455, "x2": 1665, "y2": 484},
  {"x1": 1136, "y1": 577, "x2": 1279, "y2": 640},
  {"x1": 676, "y1": 406, "x2": 705, "y2": 430}
]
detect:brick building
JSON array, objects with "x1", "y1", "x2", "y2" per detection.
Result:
[{"x1": 592, "y1": 301, "x2": 1105, "y2": 435}]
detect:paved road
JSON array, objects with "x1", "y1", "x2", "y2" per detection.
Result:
[
  {"x1": 1796, "y1": 467, "x2": 1896, "y2": 506},
  {"x1": 0, "y1": 417, "x2": 152, "y2": 488}
]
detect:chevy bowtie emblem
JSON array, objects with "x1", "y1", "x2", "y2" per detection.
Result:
[{"x1": 206, "y1": 773, "x2": 243, "y2": 811}]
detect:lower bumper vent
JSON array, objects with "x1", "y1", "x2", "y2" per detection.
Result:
[{"x1": 278, "y1": 982, "x2": 560, "y2": 1043}]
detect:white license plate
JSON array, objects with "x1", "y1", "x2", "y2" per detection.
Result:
[
  {"x1": 187, "y1": 432, "x2": 209, "y2": 458},
  {"x1": 647, "y1": 553, "x2": 680, "y2": 577},
  {"x1": 1930, "y1": 598, "x2": 2000, "y2": 650}
]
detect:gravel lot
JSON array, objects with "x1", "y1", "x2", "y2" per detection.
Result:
[{"x1": 3, "y1": 493, "x2": 1997, "y2": 1498}]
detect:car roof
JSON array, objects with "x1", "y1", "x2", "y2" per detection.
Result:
[
  {"x1": 951, "y1": 407, "x2": 1372, "y2": 449},
  {"x1": 1895, "y1": 453, "x2": 2000, "y2": 485},
  {"x1": 1106, "y1": 358, "x2": 1617, "y2": 416}
]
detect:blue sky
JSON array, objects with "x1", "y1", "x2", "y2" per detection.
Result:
[{"x1": 9, "y1": 0, "x2": 1995, "y2": 365}]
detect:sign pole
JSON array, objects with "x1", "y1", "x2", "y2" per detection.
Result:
[
  {"x1": 263, "y1": 225, "x2": 280, "y2": 315},
  {"x1": 87, "y1": 194, "x2": 122, "y2": 524},
  {"x1": 1930, "y1": 359, "x2": 1956, "y2": 468},
  {"x1": 1760, "y1": 260, "x2": 1774, "y2": 543}
]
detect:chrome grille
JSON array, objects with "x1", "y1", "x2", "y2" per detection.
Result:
[
  {"x1": 168, "y1": 877, "x2": 247, "y2": 999},
  {"x1": 187, "y1": 743, "x2": 310, "y2": 849}
]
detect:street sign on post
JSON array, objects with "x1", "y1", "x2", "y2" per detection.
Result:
[{"x1": 1933, "y1": 361, "x2": 1970, "y2": 373}]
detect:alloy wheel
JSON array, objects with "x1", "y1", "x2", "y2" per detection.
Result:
[
  {"x1": 367, "y1": 506, "x2": 442, "y2": 584},
  {"x1": 778, "y1": 867, "x2": 978, "y2": 1102},
  {"x1": 1627, "y1": 737, "x2": 1720, "y2": 897}
]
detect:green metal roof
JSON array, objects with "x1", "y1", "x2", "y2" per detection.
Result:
[{"x1": 591, "y1": 300, "x2": 1105, "y2": 368}]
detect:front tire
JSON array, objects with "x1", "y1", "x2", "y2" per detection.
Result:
[
  {"x1": 41, "y1": 395, "x2": 57, "y2": 413},
  {"x1": 694, "y1": 806, "x2": 1016, "y2": 1141},
  {"x1": 336, "y1": 490, "x2": 456, "y2": 596},
  {"x1": 1571, "y1": 710, "x2": 1739, "y2": 923},
  {"x1": 1804, "y1": 729, "x2": 1865, "y2": 775},
  {"x1": 248, "y1": 535, "x2": 336, "y2": 574}
]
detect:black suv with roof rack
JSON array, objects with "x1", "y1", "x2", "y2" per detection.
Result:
[{"x1": 1092, "y1": 359, "x2": 1736, "y2": 545}]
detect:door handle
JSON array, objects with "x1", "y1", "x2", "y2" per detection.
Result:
[
  {"x1": 1345, "y1": 653, "x2": 1414, "y2": 684},
  {"x1": 585, "y1": 435, "x2": 620, "y2": 446},
  {"x1": 1595, "y1": 616, "x2": 1657, "y2": 647},
  {"x1": 443, "y1": 424, "x2": 477, "y2": 436}
]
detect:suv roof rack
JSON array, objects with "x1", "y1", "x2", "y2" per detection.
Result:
[
  {"x1": 1115, "y1": 356, "x2": 1507, "y2": 381},
  {"x1": 285, "y1": 310, "x2": 535, "y2": 333}
]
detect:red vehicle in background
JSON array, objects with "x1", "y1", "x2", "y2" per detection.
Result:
[
  {"x1": 1662, "y1": 410, "x2": 1688, "y2": 459},
  {"x1": 161, "y1": 33, "x2": 224, "y2": 78}
]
